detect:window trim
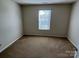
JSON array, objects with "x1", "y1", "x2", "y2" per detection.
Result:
[{"x1": 38, "y1": 9, "x2": 52, "y2": 31}]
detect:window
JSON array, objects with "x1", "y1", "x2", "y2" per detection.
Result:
[{"x1": 38, "y1": 10, "x2": 51, "y2": 30}]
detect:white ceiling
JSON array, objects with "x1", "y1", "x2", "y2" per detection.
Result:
[{"x1": 13, "y1": 0, "x2": 76, "y2": 4}]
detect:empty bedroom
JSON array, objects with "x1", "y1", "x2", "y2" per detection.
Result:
[{"x1": 0, "y1": 0, "x2": 79, "y2": 58}]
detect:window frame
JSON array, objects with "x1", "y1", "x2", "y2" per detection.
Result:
[{"x1": 38, "y1": 9, "x2": 52, "y2": 31}]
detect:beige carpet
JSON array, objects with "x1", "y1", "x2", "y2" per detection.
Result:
[{"x1": 0, "y1": 36, "x2": 75, "y2": 58}]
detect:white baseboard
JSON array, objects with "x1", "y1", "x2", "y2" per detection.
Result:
[
  {"x1": 67, "y1": 37, "x2": 77, "y2": 50},
  {"x1": 0, "y1": 35, "x2": 23, "y2": 53},
  {"x1": 67, "y1": 36, "x2": 78, "y2": 58},
  {"x1": 74, "y1": 50, "x2": 78, "y2": 58}
]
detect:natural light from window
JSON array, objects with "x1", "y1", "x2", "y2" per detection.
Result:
[{"x1": 38, "y1": 10, "x2": 51, "y2": 30}]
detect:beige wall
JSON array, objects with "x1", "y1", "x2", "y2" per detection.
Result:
[
  {"x1": 21, "y1": 4, "x2": 72, "y2": 37},
  {"x1": 0, "y1": 0, "x2": 23, "y2": 52},
  {"x1": 68, "y1": 1, "x2": 79, "y2": 57}
]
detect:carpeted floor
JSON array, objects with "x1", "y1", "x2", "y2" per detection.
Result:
[{"x1": 0, "y1": 36, "x2": 75, "y2": 58}]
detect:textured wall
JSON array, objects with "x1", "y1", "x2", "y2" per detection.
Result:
[
  {"x1": 68, "y1": 1, "x2": 79, "y2": 57},
  {"x1": 22, "y1": 4, "x2": 72, "y2": 37},
  {"x1": 0, "y1": 0, "x2": 23, "y2": 52}
]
